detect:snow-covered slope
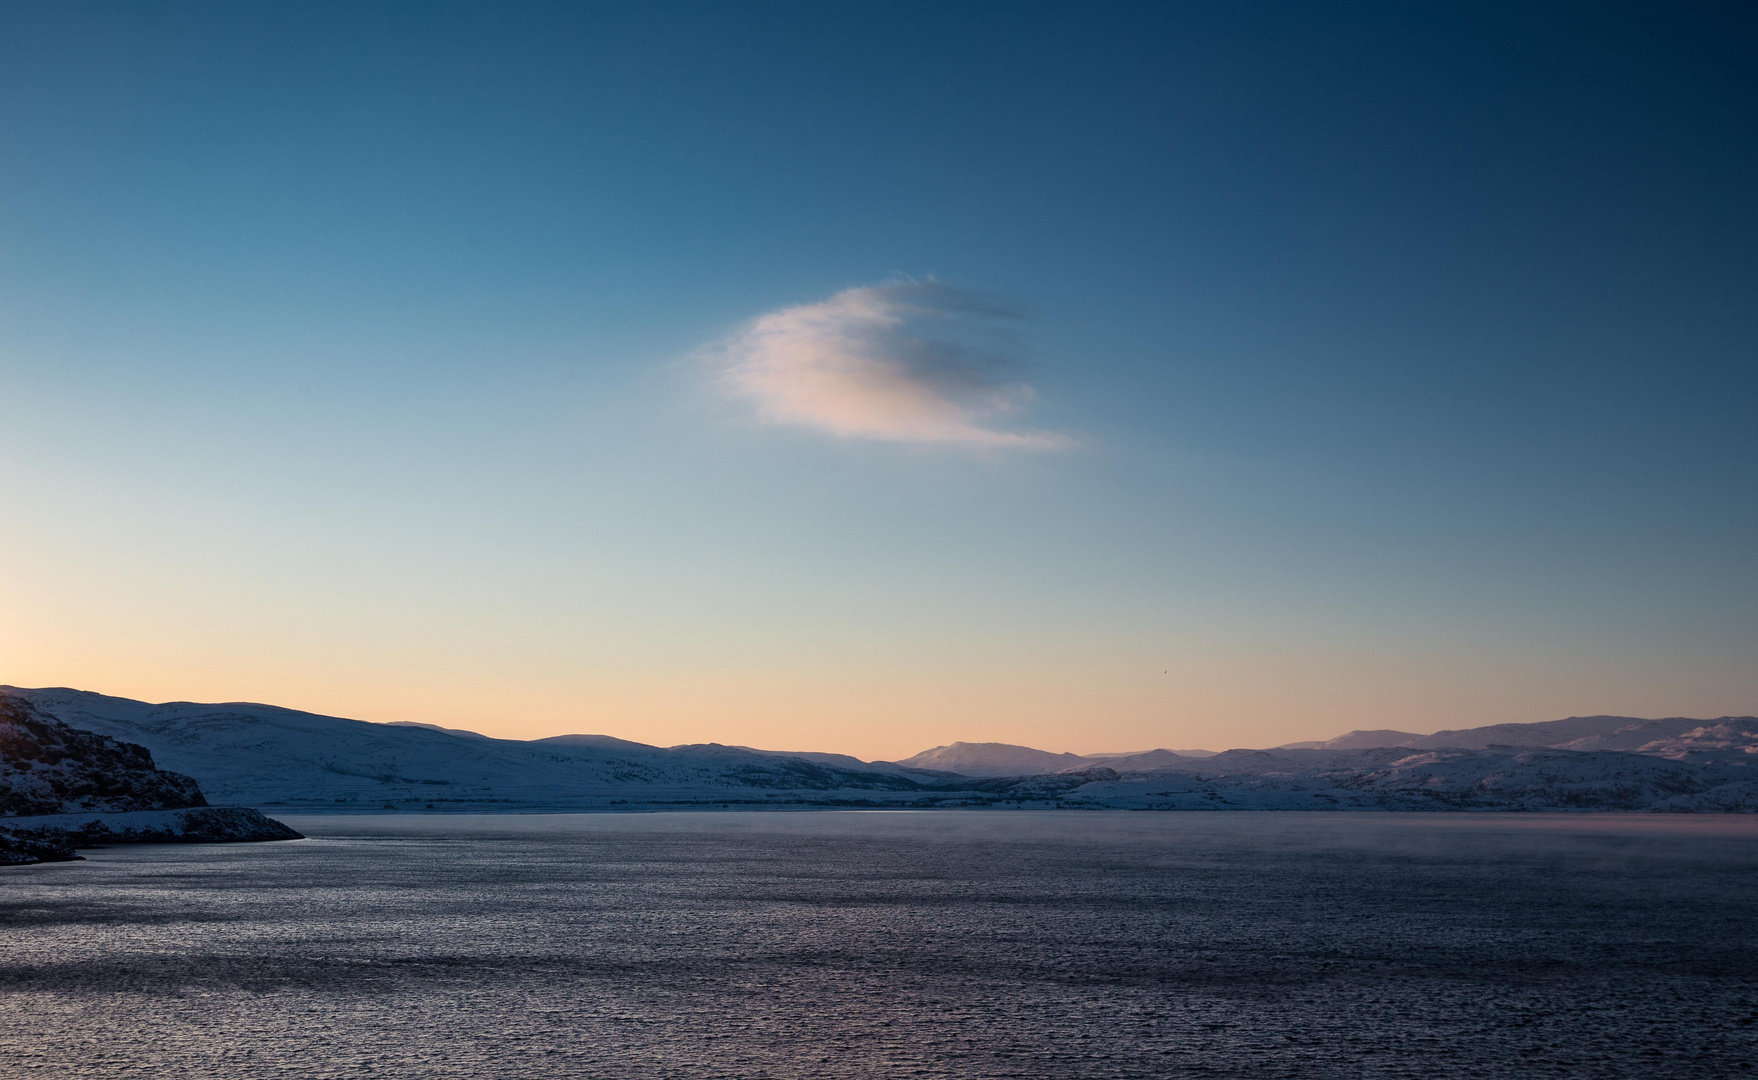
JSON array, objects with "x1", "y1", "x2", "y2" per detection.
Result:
[{"x1": 1624, "y1": 718, "x2": 1758, "y2": 762}]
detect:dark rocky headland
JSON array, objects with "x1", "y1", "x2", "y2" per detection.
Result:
[{"x1": 0, "y1": 693, "x2": 300, "y2": 865}]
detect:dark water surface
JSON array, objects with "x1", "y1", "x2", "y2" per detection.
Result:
[{"x1": 3, "y1": 811, "x2": 1757, "y2": 1078}]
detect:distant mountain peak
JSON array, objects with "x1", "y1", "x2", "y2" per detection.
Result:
[
  {"x1": 894, "y1": 742, "x2": 1091, "y2": 777},
  {"x1": 383, "y1": 721, "x2": 491, "y2": 740},
  {"x1": 1317, "y1": 729, "x2": 1426, "y2": 749}
]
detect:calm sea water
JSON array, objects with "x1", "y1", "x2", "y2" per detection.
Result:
[{"x1": 2, "y1": 811, "x2": 1756, "y2": 1079}]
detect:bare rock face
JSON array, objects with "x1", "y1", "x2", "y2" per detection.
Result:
[
  {"x1": 0, "y1": 693, "x2": 208, "y2": 816},
  {"x1": 0, "y1": 826, "x2": 78, "y2": 865},
  {"x1": 0, "y1": 693, "x2": 293, "y2": 864}
]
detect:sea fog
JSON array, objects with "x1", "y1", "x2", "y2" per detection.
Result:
[{"x1": 4, "y1": 811, "x2": 1756, "y2": 1078}]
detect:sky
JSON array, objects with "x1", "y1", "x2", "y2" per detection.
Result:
[{"x1": 1, "y1": 2, "x2": 1754, "y2": 759}]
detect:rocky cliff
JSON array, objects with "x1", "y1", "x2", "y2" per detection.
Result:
[
  {"x1": 1, "y1": 693, "x2": 300, "y2": 865},
  {"x1": 1, "y1": 693, "x2": 207, "y2": 815}
]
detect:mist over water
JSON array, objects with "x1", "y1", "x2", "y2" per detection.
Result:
[{"x1": 3, "y1": 812, "x2": 1756, "y2": 1078}]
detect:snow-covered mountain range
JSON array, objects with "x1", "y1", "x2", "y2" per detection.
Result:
[
  {"x1": 1306, "y1": 714, "x2": 1758, "y2": 757},
  {"x1": 5, "y1": 686, "x2": 1755, "y2": 813}
]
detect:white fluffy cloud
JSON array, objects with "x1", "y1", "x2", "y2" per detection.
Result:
[{"x1": 707, "y1": 282, "x2": 1072, "y2": 449}]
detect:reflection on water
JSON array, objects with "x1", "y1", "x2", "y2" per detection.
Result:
[{"x1": 3, "y1": 811, "x2": 1756, "y2": 1078}]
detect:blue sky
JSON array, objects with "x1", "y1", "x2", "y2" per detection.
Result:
[{"x1": 2, "y1": 2, "x2": 1753, "y2": 756}]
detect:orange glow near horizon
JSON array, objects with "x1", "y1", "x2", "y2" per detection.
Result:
[{"x1": 7, "y1": 617, "x2": 1751, "y2": 762}]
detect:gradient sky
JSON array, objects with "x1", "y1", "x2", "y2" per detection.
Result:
[{"x1": 2, "y1": 2, "x2": 1754, "y2": 759}]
